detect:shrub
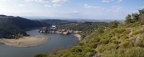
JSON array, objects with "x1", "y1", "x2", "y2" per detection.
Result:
[
  {"x1": 132, "y1": 29, "x2": 144, "y2": 35},
  {"x1": 70, "y1": 46, "x2": 83, "y2": 53},
  {"x1": 113, "y1": 28, "x2": 126, "y2": 34},
  {"x1": 79, "y1": 43, "x2": 84, "y2": 46},
  {"x1": 100, "y1": 38, "x2": 110, "y2": 44},
  {"x1": 124, "y1": 47, "x2": 144, "y2": 57},
  {"x1": 85, "y1": 52, "x2": 94, "y2": 57},
  {"x1": 89, "y1": 43, "x2": 98, "y2": 48},
  {"x1": 34, "y1": 54, "x2": 47, "y2": 57}
]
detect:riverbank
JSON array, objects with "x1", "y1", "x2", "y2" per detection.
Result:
[
  {"x1": 74, "y1": 34, "x2": 81, "y2": 41},
  {"x1": 0, "y1": 35, "x2": 51, "y2": 48}
]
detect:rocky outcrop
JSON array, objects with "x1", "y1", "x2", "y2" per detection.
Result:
[
  {"x1": 38, "y1": 27, "x2": 81, "y2": 35},
  {"x1": 140, "y1": 14, "x2": 144, "y2": 20}
]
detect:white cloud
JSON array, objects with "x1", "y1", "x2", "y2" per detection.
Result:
[
  {"x1": 45, "y1": 4, "x2": 52, "y2": 7},
  {"x1": 118, "y1": 0, "x2": 122, "y2": 3},
  {"x1": 19, "y1": 4, "x2": 26, "y2": 7},
  {"x1": 26, "y1": 0, "x2": 50, "y2": 3},
  {"x1": 84, "y1": 4, "x2": 96, "y2": 9},
  {"x1": 73, "y1": 10, "x2": 79, "y2": 13},
  {"x1": 2, "y1": 0, "x2": 6, "y2": 1},
  {"x1": 0, "y1": 0, "x2": 6, "y2": 2},
  {"x1": 53, "y1": 4, "x2": 61, "y2": 7},
  {"x1": 25, "y1": 0, "x2": 33, "y2": 1},
  {"x1": 26, "y1": 0, "x2": 68, "y2": 3},
  {"x1": 84, "y1": 4, "x2": 105, "y2": 10},
  {"x1": 110, "y1": 6, "x2": 123, "y2": 12},
  {"x1": 35, "y1": 0, "x2": 50, "y2": 3},
  {"x1": 102, "y1": 0, "x2": 114, "y2": 2},
  {"x1": 52, "y1": 0, "x2": 68, "y2": 3}
]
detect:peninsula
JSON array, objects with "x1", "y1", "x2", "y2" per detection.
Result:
[{"x1": 0, "y1": 35, "x2": 51, "y2": 47}]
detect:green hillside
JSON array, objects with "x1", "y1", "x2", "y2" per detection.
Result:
[
  {"x1": 0, "y1": 15, "x2": 50, "y2": 39},
  {"x1": 35, "y1": 9, "x2": 144, "y2": 57},
  {"x1": 41, "y1": 19, "x2": 75, "y2": 25}
]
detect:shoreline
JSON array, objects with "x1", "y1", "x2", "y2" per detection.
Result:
[
  {"x1": 0, "y1": 35, "x2": 51, "y2": 48},
  {"x1": 74, "y1": 34, "x2": 81, "y2": 41}
]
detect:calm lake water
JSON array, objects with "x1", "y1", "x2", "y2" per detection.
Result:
[{"x1": 0, "y1": 29, "x2": 79, "y2": 57}]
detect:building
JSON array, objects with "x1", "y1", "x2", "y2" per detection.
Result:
[{"x1": 50, "y1": 25, "x2": 56, "y2": 30}]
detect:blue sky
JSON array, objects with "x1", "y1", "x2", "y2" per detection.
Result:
[{"x1": 0, "y1": 0, "x2": 144, "y2": 20}]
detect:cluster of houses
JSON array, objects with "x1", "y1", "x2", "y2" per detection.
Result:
[{"x1": 37, "y1": 25, "x2": 81, "y2": 35}]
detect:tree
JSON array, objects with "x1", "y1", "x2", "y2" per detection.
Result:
[
  {"x1": 132, "y1": 13, "x2": 139, "y2": 22},
  {"x1": 139, "y1": 8, "x2": 144, "y2": 15},
  {"x1": 97, "y1": 26, "x2": 105, "y2": 34},
  {"x1": 125, "y1": 14, "x2": 133, "y2": 24}
]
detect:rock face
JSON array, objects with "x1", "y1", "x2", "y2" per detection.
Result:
[
  {"x1": 140, "y1": 14, "x2": 144, "y2": 20},
  {"x1": 0, "y1": 35, "x2": 51, "y2": 47}
]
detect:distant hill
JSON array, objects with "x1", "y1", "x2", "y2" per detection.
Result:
[
  {"x1": 0, "y1": 15, "x2": 50, "y2": 39},
  {"x1": 35, "y1": 8, "x2": 144, "y2": 57},
  {"x1": 40, "y1": 19, "x2": 76, "y2": 25}
]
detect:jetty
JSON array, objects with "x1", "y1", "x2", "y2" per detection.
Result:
[{"x1": 37, "y1": 25, "x2": 81, "y2": 35}]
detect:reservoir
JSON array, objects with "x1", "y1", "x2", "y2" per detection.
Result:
[{"x1": 0, "y1": 29, "x2": 79, "y2": 57}]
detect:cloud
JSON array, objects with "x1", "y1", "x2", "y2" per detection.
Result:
[
  {"x1": 84, "y1": 4, "x2": 105, "y2": 10},
  {"x1": 19, "y1": 4, "x2": 26, "y2": 7},
  {"x1": 52, "y1": 0, "x2": 68, "y2": 3},
  {"x1": 118, "y1": 0, "x2": 122, "y2": 3},
  {"x1": 72, "y1": 10, "x2": 79, "y2": 13},
  {"x1": 25, "y1": 0, "x2": 33, "y2": 1},
  {"x1": 25, "y1": 0, "x2": 50, "y2": 3},
  {"x1": 84, "y1": 4, "x2": 96, "y2": 9},
  {"x1": 35, "y1": 0, "x2": 50, "y2": 3},
  {"x1": 2, "y1": 0, "x2": 6, "y2": 1},
  {"x1": 0, "y1": 0, "x2": 6, "y2": 2},
  {"x1": 110, "y1": 6, "x2": 123, "y2": 12},
  {"x1": 142, "y1": 6, "x2": 144, "y2": 8},
  {"x1": 45, "y1": 4, "x2": 52, "y2": 7},
  {"x1": 102, "y1": 0, "x2": 114, "y2": 2},
  {"x1": 26, "y1": 0, "x2": 68, "y2": 3},
  {"x1": 53, "y1": 4, "x2": 61, "y2": 7}
]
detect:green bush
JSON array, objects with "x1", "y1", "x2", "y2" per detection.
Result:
[
  {"x1": 89, "y1": 43, "x2": 97, "y2": 48},
  {"x1": 70, "y1": 46, "x2": 83, "y2": 53},
  {"x1": 120, "y1": 41, "x2": 129, "y2": 48},
  {"x1": 112, "y1": 40, "x2": 119, "y2": 44},
  {"x1": 113, "y1": 28, "x2": 126, "y2": 34},
  {"x1": 100, "y1": 38, "x2": 110, "y2": 44},
  {"x1": 34, "y1": 54, "x2": 47, "y2": 57},
  {"x1": 132, "y1": 29, "x2": 144, "y2": 35},
  {"x1": 79, "y1": 43, "x2": 84, "y2": 46},
  {"x1": 85, "y1": 52, "x2": 94, "y2": 57}
]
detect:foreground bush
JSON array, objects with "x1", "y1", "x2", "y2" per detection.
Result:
[{"x1": 102, "y1": 47, "x2": 144, "y2": 57}]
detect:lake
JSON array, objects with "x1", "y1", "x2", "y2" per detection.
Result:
[{"x1": 0, "y1": 29, "x2": 79, "y2": 57}]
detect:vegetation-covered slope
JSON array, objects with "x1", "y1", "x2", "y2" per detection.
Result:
[
  {"x1": 57, "y1": 22, "x2": 109, "y2": 39},
  {"x1": 0, "y1": 15, "x2": 50, "y2": 39},
  {"x1": 35, "y1": 8, "x2": 144, "y2": 57}
]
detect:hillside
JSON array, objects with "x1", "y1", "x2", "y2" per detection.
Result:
[
  {"x1": 35, "y1": 9, "x2": 144, "y2": 57},
  {"x1": 0, "y1": 15, "x2": 50, "y2": 39},
  {"x1": 40, "y1": 19, "x2": 76, "y2": 25}
]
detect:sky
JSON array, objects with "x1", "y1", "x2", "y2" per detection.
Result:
[{"x1": 0, "y1": 0, "x2": 144, "y2": 20}]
